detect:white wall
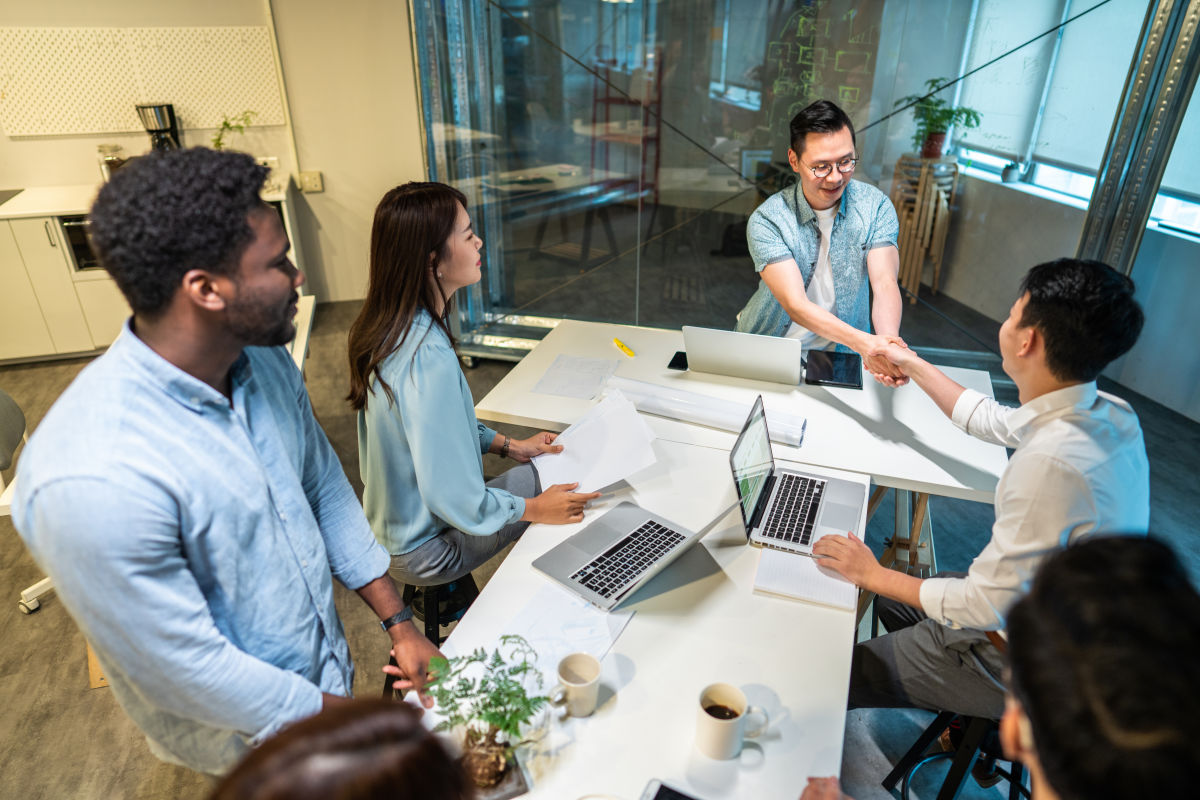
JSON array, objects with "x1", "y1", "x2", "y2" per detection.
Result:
[
  {"x1": 268, "y1": 0, "x2": 426, "y2": 302},
  {"x1": 0, "y1": 2, "x2": 294, "y2": 187},
  {"x1": 0, "y1": 0, "x2": 426, "y2": 303},
  {"x1": 938, "y1": 174, "x2": 1200, "y2": 423}
]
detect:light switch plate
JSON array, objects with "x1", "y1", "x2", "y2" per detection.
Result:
[{"x1": 299, "y1": 170, "x2": 324, "y2": 193}]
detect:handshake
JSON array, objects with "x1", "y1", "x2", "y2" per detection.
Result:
[{"x1": 859, "y1": 334, "x2": 916, "y2": 388}]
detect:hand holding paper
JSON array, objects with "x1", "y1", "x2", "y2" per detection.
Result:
[{"x1": 532, "y1": 390, "x2": 657, "y2": 493}]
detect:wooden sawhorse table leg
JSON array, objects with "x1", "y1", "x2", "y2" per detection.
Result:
[{"x1": 855, "y1": 487, "x2": 938, "y2": 626}]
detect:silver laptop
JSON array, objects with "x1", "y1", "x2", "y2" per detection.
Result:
[
  {"x1": 731, "y1": 395, "x2": 869, "y2": 556},
  {"x1": 682, "y1": 326, "x2": 803, "y2": 385},
  {"x1": 532, "y1": 502, "x2": 709, "y2": 611}
]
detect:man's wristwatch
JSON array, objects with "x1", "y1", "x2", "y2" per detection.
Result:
[
  {"x1": 500, "y1": 435, "x2": 511, "y2": 459},
  {"x1": 380, "y1": 607, "x2": 414, "y2": 632}
]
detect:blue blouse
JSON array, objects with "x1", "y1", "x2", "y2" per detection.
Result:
[{"x1": 358, "y1": 310, "x2": 525, "y2": 555}]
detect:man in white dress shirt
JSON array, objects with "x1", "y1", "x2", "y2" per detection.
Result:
[{"x1": 813, "y1": 257, "x2": 1149, "y2": 719}]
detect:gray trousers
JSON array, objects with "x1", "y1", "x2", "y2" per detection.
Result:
[
  {"x1": 388, "y1": 463, "x2": 540, "y2": 587},
  {"x1": 848, "y1": 574, "x2": 1007, "y2": 720}
]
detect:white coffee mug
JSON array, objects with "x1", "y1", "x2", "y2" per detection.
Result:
[
  {"x1": 550, "y1": 653, "x2": 601, "y2": 718},
  {"x1": 694, "y1": 682, "x2": 769, "y2": 759}
]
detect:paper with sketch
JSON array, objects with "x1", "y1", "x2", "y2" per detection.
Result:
[
  {"x1": 532, "y1": 390, "x2": 656, "y2": 492},
  {"x1": 508, "y1": 584, "x2": 635, "y2": 686},
  {"x1": 754, "y1": 547, "x2": 858, "y2": 610},
  {"x1": 532, "y1": 355, "x2": 619, "y2": 400}
]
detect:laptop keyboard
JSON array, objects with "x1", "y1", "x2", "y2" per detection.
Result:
[
  {"x1": 570, "y1": 520, "x2": 685, "y2": 599},
  {"x1": 761, "y1": 473, "x2": 826, "y2": 547}
]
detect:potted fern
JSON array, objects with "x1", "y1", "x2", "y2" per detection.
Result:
[
  {"x1": 895, "y1": 78, "x2": 981, "y2": 158},
  {"x1": 427, "y1": 634, "x2": 549, "y2": 789}
]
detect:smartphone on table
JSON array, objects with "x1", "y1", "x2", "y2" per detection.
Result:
[{"x1": 640, "y1": 779, "x2": 702, "y2": 800}]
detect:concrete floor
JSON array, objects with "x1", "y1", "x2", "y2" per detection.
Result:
[{"x1": 1, "y1": 288, "x2": 1195, "y2": 799}]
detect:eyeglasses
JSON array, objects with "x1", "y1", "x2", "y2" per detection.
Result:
[{"x1": 804, "y1": 158, "x2": 858, "y2": 179}]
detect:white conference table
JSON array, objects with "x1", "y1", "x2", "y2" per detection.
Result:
[
  {"x1": 441, "y1": 438, "x2": 860, "y2": 800},
  {"x1": 476, "y1": 320, "x2": 1008, "y2": 505},
  {"x1": 444, "y1": 320, "x2": 1009, "y2": 798}
]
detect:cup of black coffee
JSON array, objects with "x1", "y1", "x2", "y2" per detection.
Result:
[
  {"x1": 695, "y1": 683, "x2": 769, "y2": 759},
  {"x1": 703, "y1": 703, "x2": 740, "y2": 720}
]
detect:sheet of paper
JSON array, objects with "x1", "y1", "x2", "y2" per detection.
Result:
[
  {"x1": 753, "y1": 547, "x2": 857, "y2": 611},
  {"x1": 532, "y1": 390, "x2": 657, "y2": 492},
  {"x1": 504, "y1": 584, "x2": 635, "y2": 688},
  {"x1": 532, "y1": 354, "x2": 619, "y2": 400}
]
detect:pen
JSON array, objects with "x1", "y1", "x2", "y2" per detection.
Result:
[{"x1": 612, "y1": 338, "x2": 635, "y2": 358}]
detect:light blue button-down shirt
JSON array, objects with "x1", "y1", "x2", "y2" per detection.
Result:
[
  {"x1": 736, "y1": 179, "x2": 899, "y2": 340},
  {"x1": 358, "y1": 310, "x2": 525, "y2": 556},
  {"x1": 13, "y1": 322, "x2": 390, "y2": 775}
]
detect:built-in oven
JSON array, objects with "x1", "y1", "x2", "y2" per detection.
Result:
[{"x1": 58, "y1": 214, "x2": 101, "y2": 272}]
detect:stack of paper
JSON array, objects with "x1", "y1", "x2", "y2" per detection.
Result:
[
  {"x1": 753, "y1": 547, "x2": 858, "y2": 611},
  {"x1": 532, "y1": 390, "x2": 657, "y2": 492}
]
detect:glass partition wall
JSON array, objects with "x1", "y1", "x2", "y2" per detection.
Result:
[{"x1": 410, "y1": 0, "x2": 1186, "y2": 381}]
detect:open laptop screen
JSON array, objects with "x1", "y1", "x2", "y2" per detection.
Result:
[{"x1": 730, "y1": 396, "x2": 775, "y2": 531}]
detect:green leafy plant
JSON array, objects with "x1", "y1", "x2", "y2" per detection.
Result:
[
  {"x1": 895, "y1": 78, "x2": 981, "y2": 152},
  {"x1": 427, "y1": 634, "x2": 549, "y2": 785},
  {"x1": 211, "y1": 110, "x2": 257, "y2": 151}
]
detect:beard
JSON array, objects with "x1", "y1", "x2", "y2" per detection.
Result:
[{"x1": 225, "y1": 286, "x2": 298, "y2": 347}]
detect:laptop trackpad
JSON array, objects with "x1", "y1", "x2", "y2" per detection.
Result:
[
  {"x1": 819, "y1": 501, "x2": 861, "y2": 533},
  {"x1": 569, "y1": 519, "x2": 624, "y2": 553}
]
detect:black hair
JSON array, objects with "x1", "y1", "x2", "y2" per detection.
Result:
[
  {"x1": 88, "y1": 147, "x2": 269, "y2": 316},
  {"x1": 1017, "y1": 258, "x2": 1144, "y2": 382},
  {"x1": 789, "y1": 99, "x2": 856, "y2": 154},
  {"x1": 1007, "y1": 536, "x2": 1200, "y2": 800}
]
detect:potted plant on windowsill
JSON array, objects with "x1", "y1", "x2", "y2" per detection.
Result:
[
  {"x1": 427, "y1": 634, "x2": 549, "y2": 791},
  {"x1": 896, "y1": 78, "x2": 981, "y2": 159}
]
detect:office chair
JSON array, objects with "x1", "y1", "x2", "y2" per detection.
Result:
[{"x1": 0, "y1": 387, "x2": 53, "y2": 614}]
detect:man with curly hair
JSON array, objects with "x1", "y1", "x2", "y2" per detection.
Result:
[{"x1": 12, "y1": 148, "x2": 441, "y2": 776}]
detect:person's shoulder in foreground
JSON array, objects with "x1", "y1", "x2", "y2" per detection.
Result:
[
  {"x1": 1003, "y1": 536, "x2": 1200, "y2": 800},
  {"x1": 211, "y1": 699, "x2": 474, "y2": 800}
]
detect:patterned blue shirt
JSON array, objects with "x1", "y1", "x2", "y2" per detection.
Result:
[
  {"x1": 13, "y1": 322, "x2": 390, "y2": 775},
  {"x1": 735, "y1": 179, "x2": 899, "y2": 340}
]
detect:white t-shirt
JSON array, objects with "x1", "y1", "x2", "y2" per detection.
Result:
[{"x1": 784, "y1": 205, "x2": 837, "y2": 350}]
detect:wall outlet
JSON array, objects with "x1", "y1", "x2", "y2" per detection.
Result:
[{"x1": 299, "y1": 170, "x2": 324, "y2": 193}]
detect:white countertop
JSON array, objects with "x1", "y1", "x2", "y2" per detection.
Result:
[
  {"x1": 0, "y1": 185, "x2": 101, "y2": 219},
  {"x1": 0, "y1": 184, "x2": 290, "y2": 220}
]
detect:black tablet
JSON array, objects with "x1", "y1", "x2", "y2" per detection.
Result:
[{"x1": 803, "y1": 350, "x2": 863, "y2": 389}]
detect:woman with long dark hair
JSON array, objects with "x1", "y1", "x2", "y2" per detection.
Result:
[{"x1": 347, "y1": 182, "x2": 598, "y2": 587}]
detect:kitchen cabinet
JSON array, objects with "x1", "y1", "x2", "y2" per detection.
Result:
[
  {"x1": 10, "y1": 217, "x2": 96, "y2": 353},
  {"x1": 0, "y1": 221, "x2": 56, "y2": 360}
]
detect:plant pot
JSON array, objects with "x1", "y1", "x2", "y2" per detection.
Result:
[
  {"x1": 462, "y1": 729, "x2": 510, "y2": 788},
  {"x1": 920, "y1": 132, "x2": 947, "y2": 159}
]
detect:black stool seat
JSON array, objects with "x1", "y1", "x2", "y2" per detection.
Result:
[
  {"x1": 383, "y1": 576, "x2": 479, "y2": 699},
  {"x1": 882, "y1": 712, "x2": 1029, "y2": 799}
]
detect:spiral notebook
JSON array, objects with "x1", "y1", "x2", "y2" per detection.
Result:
[{"x1": 753, "y1": 547, "x2": 858, "y2": 610}]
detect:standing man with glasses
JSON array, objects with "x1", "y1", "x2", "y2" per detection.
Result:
[{"x1": 736, "y1": 100, "x2": 907, "y2": 386}]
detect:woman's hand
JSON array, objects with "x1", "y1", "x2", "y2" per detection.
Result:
[
  {"x1": 521, "y1": 482, "x2": 601, "y2": 524},
  {"x1": 506, "y1": 432, "x2": 563, "y2": 462}
]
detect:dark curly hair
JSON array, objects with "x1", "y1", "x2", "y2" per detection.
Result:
[
  {"x1": 88, "y1": 148, "x2": 269, "y2": 316},
  {"x1": 1007, "y1": 536, "x2": 1200, "y2": 799},
  {"x1": 1018, "y1": 258, "x2": 1144, "y2": 382}
]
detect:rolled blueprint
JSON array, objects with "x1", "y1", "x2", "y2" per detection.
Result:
[{"x1": 606, "y1": 376, "x2": 807, "y2": 447}]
